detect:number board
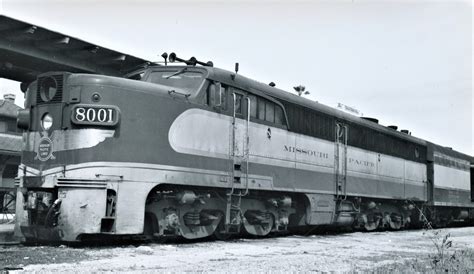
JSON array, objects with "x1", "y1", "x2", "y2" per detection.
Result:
[{"x1": 71, "y1": 104, "x2": 120, "y2": 126}]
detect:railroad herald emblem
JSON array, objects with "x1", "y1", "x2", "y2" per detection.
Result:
[{"x1": 35, "y1": 131, "x2": 55, "y2": 161}]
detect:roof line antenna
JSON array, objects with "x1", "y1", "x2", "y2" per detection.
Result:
[
  {"x1": 161, "y1": 52, "x2": 168, "y2": 66},
  {"x1": 231, "y1": 62, "x2": 239, "y2": 80}
]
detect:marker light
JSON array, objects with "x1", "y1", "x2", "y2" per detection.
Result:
[{"x1": 41, "y1": 113, "x2": 53, "y2": 130}]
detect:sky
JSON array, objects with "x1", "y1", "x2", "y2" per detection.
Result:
[{"x1": 0, "y1": 0, "x2": 472, "y2": 155}]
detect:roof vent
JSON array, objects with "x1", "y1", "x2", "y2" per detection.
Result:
[
  {"x1": 401, "y1": 129, "x2": 411, "y2": 135},
  {"x1": 3, "y1": 94, "x2": 15, "y2": 103},
  {"x1": 388, "y1": 125, "x2": 398, "y2": 130},
  {"x1": 361, "y1": 117, "x2": 379, "y2": 124}
]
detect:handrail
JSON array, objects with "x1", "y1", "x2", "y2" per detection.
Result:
[
  {"x1": 167, "y1": 89, "x2": 191, "y2": 98},
  {"x1": 229, "y1": 93, "x2": 237, "y2": 196},
  {"x1": 242, "y1": 96, "x2": 251, "y2": 196}
]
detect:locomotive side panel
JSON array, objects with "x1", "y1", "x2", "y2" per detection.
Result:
[
  {"x1": 169, "y1": 108, "x2": 427, "y2": 201},
  {"x1": 432, "y1": 152, "x2": 472, "y2": 207}
]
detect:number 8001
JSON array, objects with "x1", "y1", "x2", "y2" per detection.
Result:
[{"x1": 72, "y1": 105, "x2": 119, "y2": 126}]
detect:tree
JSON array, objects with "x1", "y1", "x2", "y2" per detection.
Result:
[{"x1": 293, "y1": 85, "x2": 310, "y2": 96}]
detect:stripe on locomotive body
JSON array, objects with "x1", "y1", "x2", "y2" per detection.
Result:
[
  {"x1": 168, "y1": 108, "x2": 427, "y2": 186},
  {"x1": 20, "y1": 162, "x2": 274, "y2": 190},
  {"x1": 434, "y1": 152, "x2": 471, "y2": 171},
  {"x1": 22, "y1": 129, "x2": 115, "y2": 152},
  {"x1": 433, "y1": 186, "x2": 473, "y2": 208},
  {"x1": 21, "y1": 161, "x2": 426, "y2": 202},
  {"x1": 433, "y1": 163, "x2": 470, "y2": 191},
  {"x1": 431, "y1": 152, "x2": 472, "y2": 206}
]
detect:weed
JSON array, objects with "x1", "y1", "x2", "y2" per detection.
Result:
[{"x1": 415, "y1": 204, "x2": 473, "y2": 273}]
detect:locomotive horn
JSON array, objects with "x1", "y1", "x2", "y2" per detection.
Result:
[
  {"x1": 188, "y1": 56, "x2": 197, "y2": 66},
  {"x1": 168, "y1": 52, "x2": 213, "y2": 67},
  {"x1": 161, "y1": 52, "x2": 168, "y2": 66},
  {"x1": 190, "y1": 57, "x2": 214, "y2": 67},
  {"x1": 168, "y1": 53, "x2": 194, "y2": 66},
  {"x1": 168, "y1": 52, "x2": 178, "y2": 63}
]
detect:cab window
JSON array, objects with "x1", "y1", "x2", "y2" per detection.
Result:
[
  {"x1": 148, "y1": 69, "x2": 204, "y2": 94},
  {"x1": 207, "y1": 83, "x2": 227, "y2": 109}
]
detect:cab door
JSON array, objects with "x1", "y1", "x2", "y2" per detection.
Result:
[{"x1": 229, "y1": 88, "x2": 250, "y2": 192}]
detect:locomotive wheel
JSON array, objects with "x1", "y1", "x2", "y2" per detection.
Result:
[
  {"x1": 0, "y1": 192, "x2": 16, "y2": 224},
  {"x1": 361, "y1": 214, "x2": 380, "y2": 231},
  {"x1": 213, "y1": 220, "x2": 234, "y2": 241},
  {"x1": 243, "y1": 211, "x2": 274, "y2": 237},
  {"x1": 387, "y1": 213, "x2": 402, "y2": 230},
  {"x1": 179, "y1": 210, "x2": 223, "y2": 240}
]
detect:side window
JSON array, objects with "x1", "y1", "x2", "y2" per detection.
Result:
[
  {"x1": 265, "y1": 101, "x2": 275, "y2": 123},
  {"x1": 234, "y1": 93, "x2": 243, "y2": 114},
  {"x1": 220, "y1": 86, "x2": 227, "y2": 109},
  {"x1": 257, "y1": 98, "x2": 266, "y2": 120},
  {"x1": 248, "y1": 95, "x2": 257, "y2": 118},
  {"x1": 275, "y1": 105, "x2": 284, "y2": 125},
  {"x1": 207, "y1": 83, "x2": 227, "y2": 110}
]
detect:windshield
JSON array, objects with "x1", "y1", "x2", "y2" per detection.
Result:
[{"x1": 147, "y1": 69, "x2": 205, "y2": 93}]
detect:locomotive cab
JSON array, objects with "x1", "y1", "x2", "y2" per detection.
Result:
[{"x1": 15, "y1": 67, "x2": 216, "y2": 242}]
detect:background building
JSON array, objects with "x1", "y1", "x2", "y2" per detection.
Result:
[{"x1": 0, "y1": 94, "x2": 22, "y2": 221}]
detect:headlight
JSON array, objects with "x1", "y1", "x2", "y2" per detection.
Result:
[
  {"x1": 41, "y1": 113, "x2": 53, "y2": 130},
  {"x1": 39, "y1": 77, "x2": 58, "y2": 102}
]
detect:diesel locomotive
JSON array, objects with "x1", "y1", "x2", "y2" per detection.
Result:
[{"x1": 14, "y1": 52, "x2": 474, "y2": 243}]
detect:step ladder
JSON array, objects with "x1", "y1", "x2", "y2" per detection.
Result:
[
  {"x1": 225, "y1": 155, "x2": 245, "y2": 233},
  {"x1": 225, "y1": 190, "x2": 243, "y2": 234}
]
